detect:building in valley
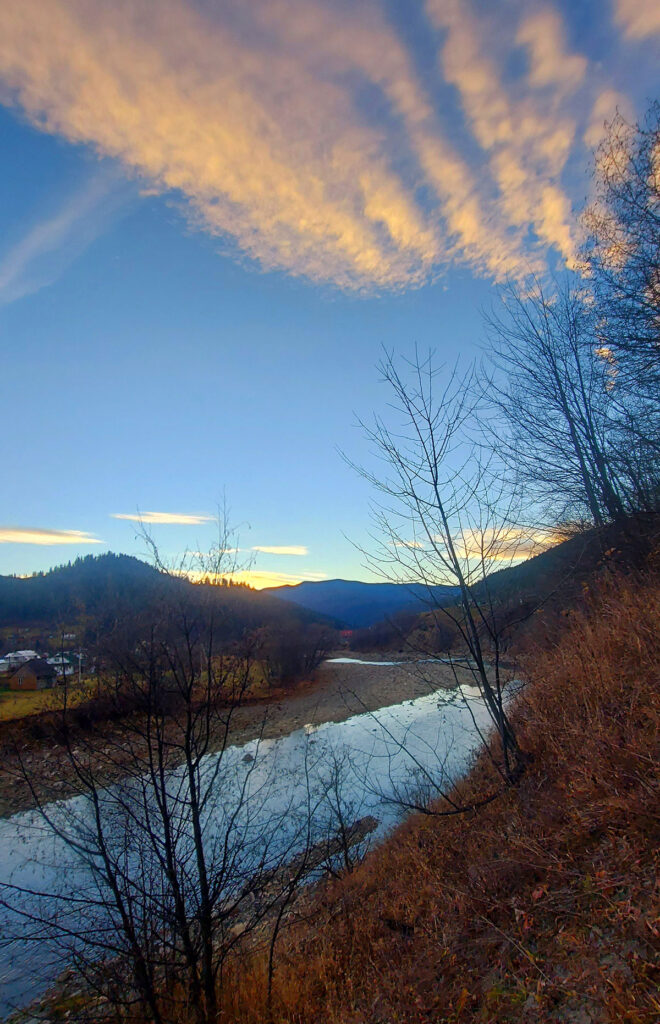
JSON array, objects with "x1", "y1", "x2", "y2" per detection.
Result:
[{"x1": 9, "y1": 658, "x2": 58, "y2": 691}]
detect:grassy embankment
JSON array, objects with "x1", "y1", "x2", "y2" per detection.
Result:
[
  {"x1": 215, "y1": 569, "x2": 659, "y2": 1023},
  {"x1": 0, "y1": 679, "x2": 95, "y2": 722},
  {"x1": 0, "y1": 661, "x2": 275, "y2": 725}
]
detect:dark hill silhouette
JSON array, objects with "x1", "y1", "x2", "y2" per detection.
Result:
[
  {"x1": 0, "y1": 553, "x2": 332, "y2": 634},
  {"x1": 266, "y1": 517, "x2": 660, "y2": 634},
  {"x1": 4, "y1": 519, "x2": 656, "y2": 638},
  {"x1": 263, "y1": 578, "x2": 459, "y2": 628},
  {"x1": 476, "y1": 516, "x2": 659, "y2": 604}
]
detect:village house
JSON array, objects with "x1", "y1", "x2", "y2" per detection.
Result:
[
  {"x1": 46, "y1": 654, "x2": 76, "y2": 677},
  {"x1": 9, "y1": 658, "x2": 58, "y2": 691},
  {"x1": 1, "y1": 650, "x2": 40, "y2": 676},
  {"x1": 2, "y1": 650, "x2": 39, "y2": 668}
]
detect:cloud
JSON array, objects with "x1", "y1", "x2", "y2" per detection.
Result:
[
  {"x1": 184, "y1": 568, "x2": 327, "y2": 589},
  {"x1": 111, "y1": 512, "x2": 213, "y2": 525},
  {"x1": 0, "y1": 0, "x2": 647, "y2": 290},
  {"x1": 252, "y1": 545, "x2": 308, "y2": 556},
  {"x1": 0, "y1": 527, "x2": 103, "y2": 545},
  {"x1": 0, "y1": 169, "x2": 132, "y2": 304},
  {"x1": 451, "y1": 527, "x2": 559, "y2": 562},
  {"x1": 426, "y1": 0, "x2": 586, "y2": 268},
  {"x1": 516, "y1": 8, "x2": 587, "y2": 91},
  {"x1": 615, "y1": 0, "x2": 660, "y2": 39},
  {"x1": 584, "y1": 89, "x2": 635, "y2": 148}
]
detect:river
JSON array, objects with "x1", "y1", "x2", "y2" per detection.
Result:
[{"x1": 0, "y1": 676, "x2": 496, "y2": 1019}]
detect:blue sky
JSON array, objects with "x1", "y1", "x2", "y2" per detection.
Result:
[{"x1": 0, "y1": 0, "x2": 658, "y2": 584}]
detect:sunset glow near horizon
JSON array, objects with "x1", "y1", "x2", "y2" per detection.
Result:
[{"x1": 1, "y1": 0, "x2": 658, "y2": 587}]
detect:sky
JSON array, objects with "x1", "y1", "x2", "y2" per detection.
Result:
[{"x1": 0, "y1": 0, "x2": 658, "y2": 586}]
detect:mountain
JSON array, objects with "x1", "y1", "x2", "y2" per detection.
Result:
[
  {"x1": 0, "y1": 553, "x2": 166, "y2": 627},
  {"x1": 262, "y1": 578, "x2": 459, "y2": 628},
  {"x1": 0, "y1": 553, "x2": 331, "y2": 633},
  {"x1": 265, "y1": 517, "x2": 660, "y2": 633}
]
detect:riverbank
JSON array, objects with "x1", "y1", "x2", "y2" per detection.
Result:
[
  {"x1": 1, "y1": 662, "x2": 492, "y2": 1023},
  {"x1": 0, "y1": 655, "x2": 473, "y2": 818},
  {"x1": 8, "y1": 573, "x2": 657, "y2": 1024},
  {"x1": 221, "y1": 572, "x2": 660, "y2": 1024}
]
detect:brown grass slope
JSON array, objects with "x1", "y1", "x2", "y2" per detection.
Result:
[{"x1": 224, "y1": 572, "x2": 659, "y2": 1024}]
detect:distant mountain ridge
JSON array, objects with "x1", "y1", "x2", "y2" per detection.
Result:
[
  {"x1": 0, "y1": 553, "x2": 331, "y2": 632},
  {"x1": 1, "y1": 524, "x2": 632, "y2": 635},
  {"x1": 263, "y1": 578, "x2": 459, "y2": 628},
  {"x1": 0, "y1": 553, "x2": 165, "y2": 626}
]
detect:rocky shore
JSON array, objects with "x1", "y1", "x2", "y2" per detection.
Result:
[{"x1": 0, "y1": 655, "x2": 471, "y2": 819}]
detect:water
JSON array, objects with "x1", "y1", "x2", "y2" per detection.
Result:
[
  {"x1": 0, "y1": 682, "x2": 494, "y2": 1019},
  {"x1": 326, "y1": 656, "x2": 466, "y2": 666}
]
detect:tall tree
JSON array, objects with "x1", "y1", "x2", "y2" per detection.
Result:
[
  {"x1": 482, "y1": 280, "x2": 628, "y2": 527},
  {"x1": 581, "y1": 103, "x2": 660, "y2": 400},
  {"x1": 352, "y1": 349, "x2": 527, "y2": 790}
]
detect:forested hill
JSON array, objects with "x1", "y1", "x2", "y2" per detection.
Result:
[
  {"x1": 263, "y1": 578, "x2": 459, "y2": 628},
  {"x1": 0, "y1": 553, "x2": 331, "y2": 632},
  {"x1": 476, "y1": 515, "x2": 659, "y2": 606},
  {"x1": 264, "y1": 517, "x2": 660, "y2": 635}
]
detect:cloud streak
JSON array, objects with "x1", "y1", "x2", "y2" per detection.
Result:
[
  {"x1": 111, "y1": 512, "x2": 213, "y2": 525},
  {"x1": 0, "y1": 169, "x2": 132, "y2": 304},
  {"x1": 451, "y1": 527, "x2": 559, "y2": 562},
  {"x1": 0, "y1": 0, "x2": 648, "y2": 290},
  {"x1": 0, "y1": 527, "x2": 103, "y2": 545},
  {"x1": 252, "y1": 545, "x2": 308, "y2": 556}
]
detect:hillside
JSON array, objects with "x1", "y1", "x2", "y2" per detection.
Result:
[
  {"x1": 326, "y1": 517, "x2": 660, "y2": 650},
  {"x1": 0, "y1": 552, "x2": 332, "y2": 634},
  {"x1": 263, "y1": 578, "x2": 459, "y2": 628},
  {"x1": 263, "y1": 531, "x2": 605, "y2": 634},
  {"x1": 223, "y1": 566, "x2": 660, "y2": 1023}
]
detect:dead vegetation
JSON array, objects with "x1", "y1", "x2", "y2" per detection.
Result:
[{"x1": 213, "y1": 569, "x2": 660, "y2": 1023}]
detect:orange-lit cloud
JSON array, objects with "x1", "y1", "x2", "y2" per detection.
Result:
[
  {"x1": 452, "y1": 527, "x2": 559, "y2": 563},
  {"x1": 0, "y1": 527, "x2": 103, "y2": 545},
  {"x1": 615, "y1": 0, "x2": 660, "y2": 39},
  {"x1": 426, "y1": 0, "x2": 586, "y2": 268},
  {"x1": 517, "y1": 8, "x2": 587, "y2": 91},
  {"x1": 111, "y1": 511, "x2": 213, "y2": 525},
  {"x1": 584, "y1": 90, "x2": 635, "y2": 148},
  {"x1": 184, "y1": 568, "x2": 327, "y2": 589},
  {"x1": 0, "y1": 0, "x2": 644, "y2": 290},
  {"x1": 252, "y1": 545, "x2": 308, "y2": 556}
]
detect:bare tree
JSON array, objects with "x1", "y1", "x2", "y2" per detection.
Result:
[
  {"x1": 3, "y1": 608, "x2": 300, "y2": 1022},
  {"x1": 351, "y1": 349, "x2": 529, "y2": 792},
  {"x1": 0, "y1": 518, "x2": 334, "y2": 1024},
  {"x1": 581, "y1": 102, "x2": 660, "y2": 400},
  {"x1": 482, "y1": 279, "x2": 628, "y2": 527},
  {"x1": 258, "y1": 621, "x2": 335, "y2": 690},
  {"x1": 0, "y1": 518, "x2": 370, "y2": 1024}
]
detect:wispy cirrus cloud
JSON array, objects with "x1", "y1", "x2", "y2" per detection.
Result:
[
  {"x1": 252, "y1": 545, "x2": 308, "y2": 556},
  {"x1": 426, "y1": 0, "x2": 586, "y2": 268},
  {"x1": 0, "y1": 169, "x2": 132, "y2": 304},
  {"x1": 0, "y1": 527, "x2": 103, "y2": 545},
  {"x1": 0, "y1": 0, "x2": 650, "y2": 291},
  {"x1": 111, "y1": 512, "x2": 213, "y2": 525}
]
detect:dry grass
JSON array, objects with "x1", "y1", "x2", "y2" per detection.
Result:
[
  {"x1": 218, "y1": 572, "x2": 660, "y2": 1023},
  {"x1": 0, "y1": 679, "x2": 95, "y2": 721}
]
